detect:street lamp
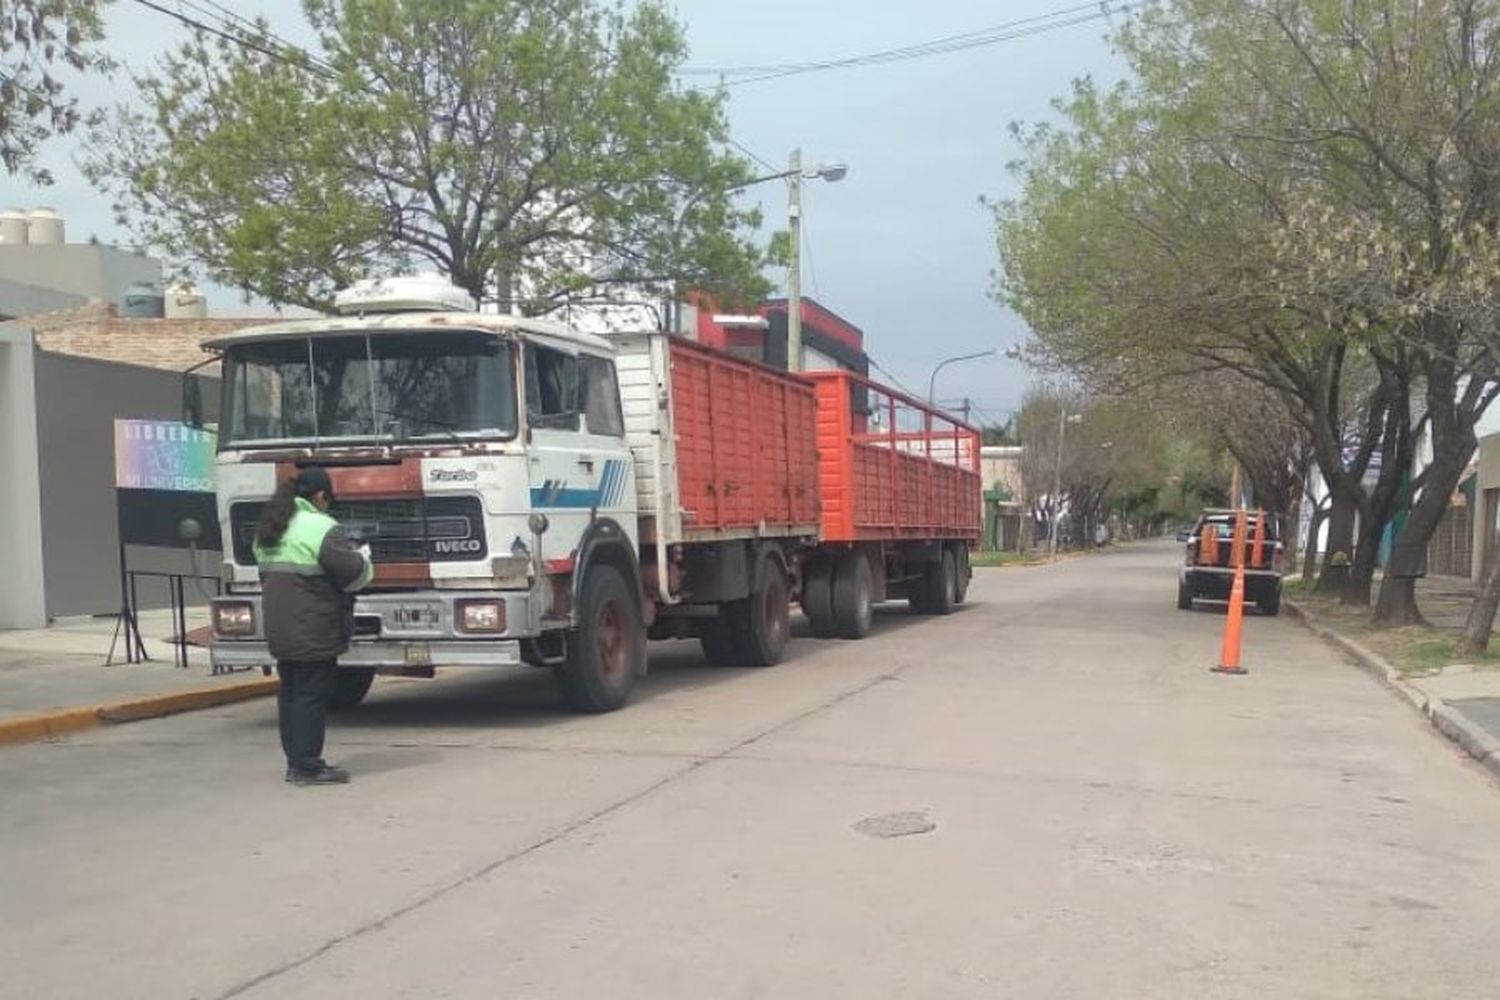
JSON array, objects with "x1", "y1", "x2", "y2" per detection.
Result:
[
  {"x1": 668, "y1": 152, "x2": 848, "y2": 367},
  {"x1": 786, "y1": 150, "x2": 848, "y2": 372},
  {"x1": 928, "y1": 348, "x2": 998, "y2": 405}
]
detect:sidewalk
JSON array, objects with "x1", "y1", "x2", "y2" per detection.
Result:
[
  {"x1": 0, "y1": 609, "x2": 275, "y2": 745},
  {"x1": 1289, "y1": 573, "x2": 1500, "y2": 781}
]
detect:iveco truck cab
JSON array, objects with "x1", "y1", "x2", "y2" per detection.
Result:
[{"x1": 205, "y1": 276, "x2": 646, "y2": 712}]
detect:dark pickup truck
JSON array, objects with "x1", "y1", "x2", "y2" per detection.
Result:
[{"x1": 1176, "y1": 509, "x2": 1283, "y2": 616}]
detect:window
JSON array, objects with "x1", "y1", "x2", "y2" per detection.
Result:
[
  {"x1": 580, "y1": 356, "x2": 625, "y2": 437},
  {"x1": 220, "y1": 331, "x2": 516, "y2": 446},
  {"x1": 526, "y1": 343, "x2": 579, "y2": 430}
]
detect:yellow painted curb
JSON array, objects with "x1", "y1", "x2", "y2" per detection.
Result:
[
  {"x1": 97, "y1": 679, "x2": 279, "y2": 723},
  {"x1": 0, "y1": 678, "x2": 279, "y2": 748},
  {"x1": 0, "y1": 707, "x2": 102, "y2": 747}
]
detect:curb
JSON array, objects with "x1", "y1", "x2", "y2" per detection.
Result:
[
  {"x1": 0, "y1": 678, "x2": 278, "y2": 749},
  {"x1": 1286, "y1": 598, "x2": 1500, "y2": 785}
]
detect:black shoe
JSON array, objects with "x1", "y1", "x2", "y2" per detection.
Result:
[{"x1": 285, "y1": 764, "x2": 350, "y2": 785}]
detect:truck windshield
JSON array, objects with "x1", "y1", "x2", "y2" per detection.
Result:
[{"x1": 219, "y1": 330, "x2": 517, "y2": 447}]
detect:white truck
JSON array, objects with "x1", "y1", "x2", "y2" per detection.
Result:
[{"x1": 203, "y1": 277, "x2": 981, "y2": 711}]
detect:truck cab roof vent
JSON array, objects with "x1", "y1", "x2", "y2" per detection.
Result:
[{"x1": 333, "y1": 276, "x2": 477, "y2": 315}]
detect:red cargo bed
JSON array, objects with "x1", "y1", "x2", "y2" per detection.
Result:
[
  {"x1": 806, "y1": 370, "x2": 982, "y2": 543},
  {"x1": 615, "y1": 332, "x2": 820, "y2": 545}
]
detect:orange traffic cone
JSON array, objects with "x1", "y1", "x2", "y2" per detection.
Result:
[
  {"x1": 1213, "y1": 561, "x2": 1248, "y2": 675},
  {"x1": 1213, "y1": 509, "x2": 1249, "y2": 675}
]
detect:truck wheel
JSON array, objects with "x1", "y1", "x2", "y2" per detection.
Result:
[
  {"x1": 728, "y1": 555, "x2": 790, "y2": 666},
  {"x1": 802, "y1": 557, "x2": 837, "y2": 637},
  {"x1": 833, "y1": 551, "x2": 875, "y2": 639},
  {"x1": 1259, "y1": 589, "x2": 1281, "y2": 617},
  {"x1": 953, "y1": 545, "x2": 971, "y2": 605},
  {"x1": 923, "y1": 549, "x2": 958, "y2": 616},
  {"x1": 1177, "y1": 580, "x2": 1193, "y2": 610},
  {"x1": 699, "y1": 611, "x2": 742, "y2": 666},
  {"x1": 329, "y1": 668, "x2": 375, "y2": 711},
  {"x1": 556, "y1": 566, "x2": 643, "y2": 713}
]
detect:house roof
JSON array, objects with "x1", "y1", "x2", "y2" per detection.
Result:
[{"x1": 28, "y1": 303, "x2": 279, "y2": 375}]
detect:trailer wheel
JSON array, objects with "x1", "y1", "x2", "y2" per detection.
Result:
[
  {"x1": 329, "y1": 668, "x2": 375, "y2": 711},
  {"x1": 801, "y1": 557, "x2": 837, "y2": 637},
  {"x1": 555, "y1": 566, "x2": 643, "y2": 713},
  {"x1": 953, "y1": 545, "x2": 971, "y2": 605},
  {"x1": 832, "y1": 551, "x2": 875, "y2": 639},
  {"x1": 728, "y1": 555, "x2": 790, "y2": 666}
]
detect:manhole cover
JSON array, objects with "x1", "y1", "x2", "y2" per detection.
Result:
[{"x1": 853, "y1": 810, "x2": 936, "y2": 839}]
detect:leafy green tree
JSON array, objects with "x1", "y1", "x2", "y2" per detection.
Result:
[
  {"x1": 995, "y1": 0, "x2": 1500, "y2": 622},
  {"x1": 88, "y1": 0, "x2": 769, "y2": 312},
  {"x1": 1, "y1": 0, "x2": 111, "y2": 183}
]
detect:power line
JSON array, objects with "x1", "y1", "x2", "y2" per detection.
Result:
[
  {"x1": 188, "y1": 0, "x2": 340, "y2": 76},
  {"x1": 128, "y1": 0, "x2": 336, "y2": 78},
  {"x1": 683, "y1": 2, "x2": 1136, "y2": 89}
]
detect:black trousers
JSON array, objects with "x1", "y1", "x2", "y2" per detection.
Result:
[{"x1": 276, "y1": 659, "x2": 337, "y2": 773}]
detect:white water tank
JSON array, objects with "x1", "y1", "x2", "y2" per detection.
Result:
[
  {"x1": 27, "y1": 207, "x2": 65, "y2": 245},
  {"x1": 165, "y1": 284, "x2": 208, "y2": 319},
  {"x1": 0, "y1": 208, "x2": 27, "y2": 245}
]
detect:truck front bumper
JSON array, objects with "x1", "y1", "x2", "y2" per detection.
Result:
[
  {"x1": 209, "y1": 590, "x2": 534, "y2": 671},
  {"x1": 211, "y1": 637, "x2": 523, "y2": 671}
]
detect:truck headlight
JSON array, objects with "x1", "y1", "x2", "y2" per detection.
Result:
[
  {"x1": 456, "y1": 599, "x2": 506, "y2": 634},
  {"x1": 213, "y1": 602, "x2": 256, "y2": 638}
]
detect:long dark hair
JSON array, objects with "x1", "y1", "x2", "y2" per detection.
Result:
[
  {"x1": 254, "y1": 479, "x2": 300, "y2": 548},
  {"x1": 255, "y1": 468, "x2": 330, "y2": 547}
]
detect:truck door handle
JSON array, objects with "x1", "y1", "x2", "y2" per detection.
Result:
[{"x1": 578, "y1": 456, "x2": 595, "y2": 471}]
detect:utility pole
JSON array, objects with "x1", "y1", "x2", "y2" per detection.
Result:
[
  {"x1": 1230, "y1": 462, "x2": 1243, "y2": 510},
  {"x1": 1049, "y1": 403, "x2": 1068, "y2": 557},
  {"x1": 786, "y1": 147, "x2": 803, "y2": 373}
]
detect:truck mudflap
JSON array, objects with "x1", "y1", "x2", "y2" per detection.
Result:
[{"x1": 211, "y1": 637, "x2": 524, "y2": 671}]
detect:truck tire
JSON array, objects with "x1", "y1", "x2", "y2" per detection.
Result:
[
  {"x1": 329, "y1": 668, "x2": 375, "y2": 711},
  {"x1": 953, "y1": 545, "x2": 971, "y2": 605},
  {"x1": 1177, "y1": 580, "x2": 1193, "y2": 610},
  {"x1": 922, "y1": 549, "x2": 958, "y2": 616},
  {"x1": 728, "y1": 554, "x2": 791, "y2": 666},
  {"x1": 1259, "y1": 588, "x2": 1281, "y2": 617},
  {"x1": 801, "y1": 556, "x2": 837, "y2": 637},
  {"x1": 833, "y1": 551, "x2": 875, "y2": 639},
  {"x1": 699, "y1": 611, "x2": 742, "y2": 666},
  {"x1": 556, "y1": 566, "x2": 643, "y2": 713}
]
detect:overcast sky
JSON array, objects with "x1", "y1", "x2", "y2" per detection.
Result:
[{"x1": 14, "y1": 0, "x2": 1128, "y2": 423}]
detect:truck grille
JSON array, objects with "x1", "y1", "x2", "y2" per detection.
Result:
[{"x1": 231, "y1": 496, "x2": 487, "y2": 565}]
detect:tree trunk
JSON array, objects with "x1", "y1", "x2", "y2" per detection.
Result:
[
  {"x1": 1316, "y1": 493, "x2": 1356, "y2": 595},
  {"x1": 1457, "y1": 550, "x2": 1500, "y2": 658},
  {"x1": 1372, "y1": 541, "x2": 1425, "y2": 626},
  {"x1": 1301, "y1": 498, "x2": 1328, "y2": 583}
]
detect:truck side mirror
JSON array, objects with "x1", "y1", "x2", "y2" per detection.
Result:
[{"x1": 182, "y1": 376, "x2": 204, "y2": 429}]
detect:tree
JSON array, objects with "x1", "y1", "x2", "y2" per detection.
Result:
[
  {"x1": 1015, "y1": 385, "x2": 1184, "y2": 547},
  {"x1": 994, "y1": 0, "x2": 1500, "y2": 622},
  {"x1": 1, "y1": 0, "x2": 111, "y2": 183},
  {"x1": 88, "y1": 0, "x2": 769, "y2": 312}
]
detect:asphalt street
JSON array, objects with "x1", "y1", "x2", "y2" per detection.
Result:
[{"x1": 4, "y1": 541, "x2": 1500, "y2": 999}]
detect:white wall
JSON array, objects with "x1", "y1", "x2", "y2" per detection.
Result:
[{"x1": 0, "y1": 323, "x2": 47, "y2": 627}]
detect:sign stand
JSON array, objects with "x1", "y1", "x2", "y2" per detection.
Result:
[{"x1": 107, "y1": 535, "x2": 149, "y2": 665}]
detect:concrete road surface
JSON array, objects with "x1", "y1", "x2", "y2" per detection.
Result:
[{"x1": 5, "y1": 542, "x2": 1500, "y2": 999}]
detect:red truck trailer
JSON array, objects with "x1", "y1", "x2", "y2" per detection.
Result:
[{"x1": 800, "y1": 370, "x2": 982, "y2": 638}]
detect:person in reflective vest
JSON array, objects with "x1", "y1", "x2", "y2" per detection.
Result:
[{"x1": 252, "y1": 466, "x2": 373, "y2": 785}]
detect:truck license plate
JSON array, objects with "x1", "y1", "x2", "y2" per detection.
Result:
[
  {"x1": 405, "y1": 642, "x2": 433, "y2": 667},
  {"x1": 391, "y1": 604, "x2": 441, "y2": 628}
]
